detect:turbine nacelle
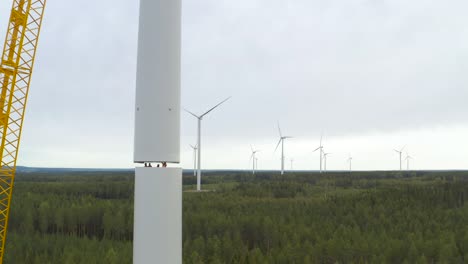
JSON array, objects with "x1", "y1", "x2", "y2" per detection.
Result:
[
  {"x1": 184, "y1": 96, "x2": 231, "y2": 120},
  {"x1": 250, "y1": 144, "x2": 260, "y2": 155},
  {"x1": 405, "y1": 152, "x2": 413, "y2": 160},
  {"x1": 250, "y1": 147, "x2": 261, "y2": 160},
  {"x1": 393, "y1": 145, "x2": 405, "y2": 154}
]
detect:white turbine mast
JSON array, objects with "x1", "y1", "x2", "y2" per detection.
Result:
[
  {"x1": 405, "y1": 152, "x2": 413, "y2": 171},
  {"x1": 313, "y1": 135, "x2": 324, "y2": 173},
  {"x1": 189, "y1": 144, "x2": 197, "y2": 176},
  {"x1": 323, "y1": 152, "x2": 331, "y2": 172},
  {"x1": 133, "y1": 0, "x2": 182, "y2": 262},
  {"x1": 393, "y1": 146, "x2": 405, "y2": 171},
  {"x1": 290, "y1": 158, "x2": 294, "y2": 170},
  {"x1": 347, "y1": 155, "x2": 353, "y2": 173},
  {"x1": 250, "y1": 145, "x2": 260, "y2": 175},
  {"x1": 185, "y1": 96, "x2": 231, "y2": 191},
  {"x1": 275, "y1": 122, "x2": 292, "y2": 175}
]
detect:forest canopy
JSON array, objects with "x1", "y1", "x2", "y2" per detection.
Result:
[{"x1": 5, "y1": 170, "x2": 468, "y2": 263}]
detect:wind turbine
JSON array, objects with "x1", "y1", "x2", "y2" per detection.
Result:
[
  {"x1": 347, "y1": 155, "x2": 353, "y2": 173},
  {"x1": 323, "y1": 152, "x2": 331, "y2": 172},
  {"x1": 250, "y1": 145, "x2": 260, "y2": 175},
  {"x1": 275, "y1": 123, "x2": 292, "y2": 175},
  {"x1": 393, "y1": 146, "x2": 405, "y2": 171},
  {"x1": 255, "y1": 157, "x2": 258, "y2": 171},
  {"x1": 185, "y1": 97, "x2": 231, "y2": 191},
  {"x1": 290, "y1": 158, "x2": 294, "y2": 170},
  {"x1": 313, "y1": 135, "x2": 324, "y2": 173},
  {"x1": 405, "y1": 152, "x2": 413, "y2": 171},
  {"x1": 189, "y1": 144, "x2": 198, "y2": 176}
]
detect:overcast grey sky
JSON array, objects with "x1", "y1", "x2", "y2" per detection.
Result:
[{"x1": 1, "y1": 0, "x2": 467, "y2": 170}]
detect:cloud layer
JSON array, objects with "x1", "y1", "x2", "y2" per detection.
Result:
[{"x1": 0, "y1": 0, "x2": 466, "y2": 169}]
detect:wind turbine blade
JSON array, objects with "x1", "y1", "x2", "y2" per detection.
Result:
[
  {"x1": 313, "y1": 146, "x2": 321, "y2": 152},
  {"x1": 274, "y1": 139, "x2": 282, "y2": 152},
  {"x1": 393, "y1": 149, "x2": 400, "y2": 153},
  {"x1": 250, "y1": 144, "x2": 254, "y2": 152},
  {"x1": 200, "y1": 96, "x2": 231, "y2": 117},
  {"x1": 277, "y1": 122, "x2": 283, "y2": 137},
  {"x1": 284, "y1": 136, "x2": 294, "y2": 139},
  {"x1": 184, "y1": 108, "x2": 200, "y2": 118},
  {"x1": 320, "y1": 134, "x2": 323, "y2": 146},
  {"x1": 400, "y1": 145, "x2": 406, "y2": 152}
]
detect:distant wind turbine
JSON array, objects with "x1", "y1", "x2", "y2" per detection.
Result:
[
  {"x1": 323, "y1": 152, "x2": 331, "y2": 172},
  {"x1": 347, "y1": 155, "x2": 353, "y2": 173},
  {"x1": 255, "y1": 157, "x2": 258, "y2": 171},
  {"x1": 313, "y1": 135, "x2": 324, "y2": 173},
  {"x1": 393, "y1": 146, "x2": 405, "y2": 171},
  {"x1": 250, "y1": 145, "x2": 260, "y2": 175},
  {"x1": 185, "y1": 97, "x2": 231, "y2": 191},
  {"x1": 405, "y1": 152, "x2": 413, "y2": 171},
  {"x1": 189, "y1": 144, "x2": 198, "y2": 176},
  {"x1": 290, "y1": 158, "x2": 294, "y2": 170},
  {"x1": 274, "y1": 123, "x2": 292, "y2": 175}
]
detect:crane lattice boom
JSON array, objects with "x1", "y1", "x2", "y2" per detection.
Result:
[{"x1": 0, "y1": 0, "x2": 46, "y2": 261}]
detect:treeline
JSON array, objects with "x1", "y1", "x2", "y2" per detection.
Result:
[
  {"x1": 6, "y1": 232, "x2": 132, "y2": 264},
  {"x1": 183, "y1": 179, "x2": 468, "y2": 263},
  {"x1": 6, "y1": 172, "x2": 135, "y2": 263},
  {"x1": 9, "y1": 181, "x2": 133, "y2": 241},
  {"x1": 4, "y1": 171, "x2": 468, "y2": 263}
]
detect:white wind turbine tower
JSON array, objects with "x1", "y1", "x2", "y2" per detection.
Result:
[
  {"x1": 393, "y1": 146, "x2": 405, "y2": 171},
  {"x1": 323, "y1": 152, "x2": 331, "y2": 172},
  {"x1": 189, "y1": 144, "x2": 197, "y2": 176},
  {"x1": 185, "y1": 97, "x2": 231, "y2": 191},
  {"x1": 250, "y1": 145, "x2": 260, "y2": 175},
  {"x1": 255, "y1": 157, "x2": 259, "y2": 171},
  {"x1": 133, "y1": 0, "x2": 182, "y2": 261},
  {"x1": 290, "y1": 158, "x2": 294, "y2": 170},
  {"x1": 405, "y1": 152, "x2": 413, "y2": 171},
  {"x1": 275, "y1": 123, "x2": 292, "y2": 175},
  {"x1": 347, "y1": 155, "x2": 353, "y2": 173},
  {"x1": 313, "y1": 135, "x2": 324, "y2": 173}
]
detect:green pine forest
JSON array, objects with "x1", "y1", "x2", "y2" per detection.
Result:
[{"x1": 4, "y1": 170, "x2": 468, "y2": 263}]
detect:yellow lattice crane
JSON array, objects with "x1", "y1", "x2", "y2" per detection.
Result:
[{"x1": 0, "y1": 0, "x2": 46, "y2": 262}]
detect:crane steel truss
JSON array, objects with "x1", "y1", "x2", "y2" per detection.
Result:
[{"x1": 0, "y1": 0, "x2": 46, "y2": 262}]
